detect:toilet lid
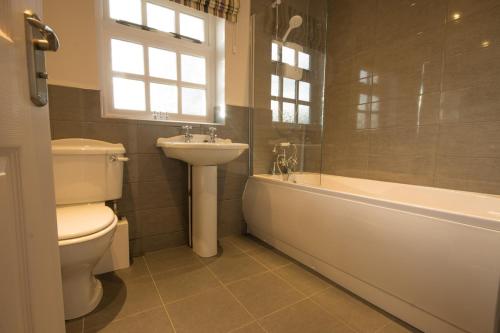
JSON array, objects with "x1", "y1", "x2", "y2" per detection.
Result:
[{"x1": 56, "y1": 204, "x2": 116, "y2": 240}]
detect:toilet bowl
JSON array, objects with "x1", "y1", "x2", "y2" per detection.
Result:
[
  {"x1": 51, "y1": 138, "x2": 127, "y2": 320},
  {"x1": 57, "y1": 203, "x2": 118, "y2": 320}
]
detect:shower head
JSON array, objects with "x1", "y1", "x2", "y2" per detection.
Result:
[{"x1": 282, "y1": 15, "x2": 303, "y2": 42}]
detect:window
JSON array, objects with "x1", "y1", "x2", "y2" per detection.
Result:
[
  {"x1": 101, "y1": 0, "x2": 223, "y2": 123},
  {"x1": 270, "y1": 41, "x2": 312, "y2": 125}
]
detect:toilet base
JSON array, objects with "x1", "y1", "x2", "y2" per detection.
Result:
[
  {"x1": 59, "y1": 219, "x2": 117, "y2": 320},
  {"x1": 63, "y1": 273, "x2": 103, "y2": 320}
]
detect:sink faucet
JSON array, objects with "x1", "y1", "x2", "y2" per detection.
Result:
[
  {"x1": 182, "y1": 125, "x2": 193, "y2": 143},
  {"x1": 208, "y1": 127, "x2": 217, "y2": 143}
]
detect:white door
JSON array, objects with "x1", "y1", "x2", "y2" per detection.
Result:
[{"x1": 0, "y1": 0, "x2": 65, "y2": 332}]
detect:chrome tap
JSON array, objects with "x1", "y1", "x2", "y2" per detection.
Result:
[
  {"x1": 182, "y1": 125, "x2": 193, "y2": 142},
  {"x1": 272, "y1": 143, "x2": 298, "y2": 181},
  {"x1": 208, "y1": 127, "x2": 217, "y2": 143}
]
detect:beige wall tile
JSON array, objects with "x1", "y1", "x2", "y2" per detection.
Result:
[
  {"x1": 441, "y1": 82, "x2": 500, "y2": 123},
  {"x1": 447, "y1": 0, "x2": 499, "y2": 21},
  {"x1": 324, "y1": 2, "x2": 500, "y2": 194},
  {"x1": 434, "y1": 156, "x2": 500, "y2": 194},
  {"x1": 438, "y1": 122, "x2": 500, "y2": 158}
]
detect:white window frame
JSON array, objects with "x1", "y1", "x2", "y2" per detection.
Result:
[{"x1": 99, "y1": 0, "x2": 219, "y2": 123}]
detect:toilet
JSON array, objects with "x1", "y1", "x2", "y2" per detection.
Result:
[{"x1": 51, "y1": 138, "x2": 127, "y2": 320}]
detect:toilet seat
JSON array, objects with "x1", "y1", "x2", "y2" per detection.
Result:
[{"x1": 57, "y1": 203, "x2": 116, "y2": 241}]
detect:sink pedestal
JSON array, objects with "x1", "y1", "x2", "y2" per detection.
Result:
[
  {"x1": 192, "y1": 165, "x2": 218, "y2": 257},
  {"x1": 156, "y1": 134, "x2": 248, "y2": 258}
]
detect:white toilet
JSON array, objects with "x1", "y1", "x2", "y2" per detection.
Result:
[{"x1": 51, "y1": 138, "x2": 127, "y2": 320}]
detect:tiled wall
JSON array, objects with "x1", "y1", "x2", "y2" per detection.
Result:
[
  {"x1": 48, "y1": 85, "x2": 249, "y2": 256},
  {"x1": 251, "y1": 0, "x2": 326, "y2": 175},
  {"x1": 323, "y1": 0, "x2": 500, "y2": 194}
]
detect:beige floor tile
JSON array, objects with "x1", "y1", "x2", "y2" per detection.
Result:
[
  {"x1": 144, "y1": 246, "x2": 200, "y2": 274},
  {"x1": 378, "y1": 322, "x2": 417, "y2": 333},
  {"x1": 153, "y1": 263, "x2": 221, "y2": 303},
  {"x1": 86, "y1": 307, "x2": 174, "y2": 333},
  {"x1": 84, "y1": 274, "x2": 162, "y2": 331},
  {"x1": 199, "y1": 239, "x2": 246, "y2": 266},
  {"x1": 274, "y1": 263, "x2": 330, "y2": 296},
  {"x1": 206, "y1": 253, "x2": 268, "y2": 283},
  {"x1": 225, "y1": 235, "x2": 269, "y2": 253},
  {"x1": 219, "y1": 237, "x2": 246, "y2": 256},
  {"x1": 65, "y1": 318, "x2": 83, "y2": 333},
  {"x1": 112, "y1": 257, "x2": 149, "y2": 281},
  {"x1": 227, "y1": 272, "x2": 304, "y2": 318},
  {"x1": 312, "y1": 287, "x2": 389, "y2": 333},
  {"x1": 166, "y1": 287, "x2": 253, "y2": 333},
  {"x1": 247, "y1": 247, "x2": 291, "y2": 270},
  {"x1": 230, "y1": 322, "x2": 266, "y2": 333},
  {"x1": 259, "y1": 299, "x2": 344, "y2": 333}
]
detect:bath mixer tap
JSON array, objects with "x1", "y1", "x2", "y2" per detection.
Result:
[
  {"x1": 182, "y1": 125, "x2": 193, "y2": 142},
  {"x1": 272, "y1": 143, "x2": 298, "y2": 181}
]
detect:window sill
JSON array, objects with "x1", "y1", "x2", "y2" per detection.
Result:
[{"x1": 101, "y1": 113, "x2": 225, "y2": 126}]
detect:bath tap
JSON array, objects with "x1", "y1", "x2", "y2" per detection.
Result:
[{"x1": 272, "y1": 143, "x2": 298, "y2": 181}]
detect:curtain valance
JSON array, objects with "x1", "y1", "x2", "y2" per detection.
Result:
[{"x1": 169, "y1": 0, "x2": 240, "y2": 23}]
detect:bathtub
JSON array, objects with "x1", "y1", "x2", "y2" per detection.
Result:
[{"x1": 242, "y1": 173, "x2": 500, "y2": 333}]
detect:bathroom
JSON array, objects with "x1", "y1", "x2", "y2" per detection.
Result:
[{"x1": 1, "y1": 0, "x2": 499, "y2": 332}]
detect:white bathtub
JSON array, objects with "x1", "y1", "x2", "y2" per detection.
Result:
[{"x1": 242, "y1": 173, "x2": 500, "y2": 333}]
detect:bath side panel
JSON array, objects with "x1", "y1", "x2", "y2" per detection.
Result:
[{"x1": 242, "y1": 177, "x2": 500, "y2": 333}]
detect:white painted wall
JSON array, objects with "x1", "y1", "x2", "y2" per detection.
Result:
[{"x1": 43, "y1": 0, "x2": 250, "y2": 107}]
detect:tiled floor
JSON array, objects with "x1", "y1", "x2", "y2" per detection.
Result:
[{"x1": 66, "y1": 235, "x2": 419, "y2": 333}]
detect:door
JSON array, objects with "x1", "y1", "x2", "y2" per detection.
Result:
[{"x1": 0, "y1": 0, "x2": 65, "y2": 332}]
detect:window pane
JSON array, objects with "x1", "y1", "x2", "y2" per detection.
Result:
[
  {"x1": 109, "y1": 0, "x2": 142, "y2": 24},
  {"x1": 271, "y1": 100, "x2": 279, "y2": 122},
  {"x1": 147, "y1": 3, "x2": 175, "y2": 33},
  {"x1": 150, "y1": 83, "x2": 177, "y2": 113},
  {"x1": 112, "y1": 77, "x2": 145, "y2": 111},
  {"x1": 282, "y1": 102, "x2": 295, "y2": 123},
  {"x1": 298, "y1": 81, "x2": 310, "y2": 102},
  {"x1": 179, "y1": 13, "x2": 205, "y2": 42},
  {"x1": 282, "y1": 46, "x2": 295, "y2": 66},
  {"x1": 283, "y1": 78, "x2": 296, "y2": 99},
  {"x1": 298, "y1": 52, "x2": 310, "y2": 70},
  {"x1": 111, "y1": 39, "x2": 144, "y2": 75},
  {"x1": 149, "y1": 47, "x2": 176, "y2": 80},
  {"x1": 182, "y1": 87, "x2": 206, "y2": 116},
  {"x1": 181, "y1": 54, "x2": 206, "y2": 84},
  {"x1": 271, "y1": 75, "x2": 280, "y2": 97},
  {"x1": 298, "y1": 105, "x2": 310, "y2": 124},
  {"x1": 272, "y1": 42, "x2": 279, "y2": 61}
]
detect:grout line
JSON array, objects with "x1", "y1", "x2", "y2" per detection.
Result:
[
  {"x1": 374, "y1": 322, "x2": 392, "y2": 333},
  {"x1": 143, "y1": 256, "x2": 178, "y2": 333},
  {"x1": 227, "y1": 320, "x2": 260, "y2": 333},
  {"x1": 268, "y1": 267, "x2": 365, "y2": 333},
  {"x1": 230, "y1": 237, "x2": 365, "y2": 332},
  {"x1": 195, "y1": 253, "x2": 270, "y2": 333}
]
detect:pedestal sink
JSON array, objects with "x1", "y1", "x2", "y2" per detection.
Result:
[{"x1": 157, "y1": 134, "x2": 248, "y2": 257}]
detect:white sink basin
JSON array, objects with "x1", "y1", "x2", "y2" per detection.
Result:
[
  {"x1": 156, "y1": 134, "x2": 248, "y2": 166},
  {"x1": 156, "y1": 134, "x2": 249, "y2": 257}
]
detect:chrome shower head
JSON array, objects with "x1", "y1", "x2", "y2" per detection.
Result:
[{"x1": 282, "y1": 15, "x2": 303, "y2": 42}]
